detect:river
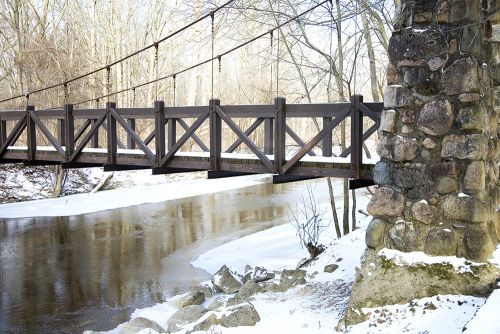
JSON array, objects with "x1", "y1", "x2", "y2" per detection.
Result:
[{"x1": 0, "y1": 178, "x2": 331, "y2": 333}]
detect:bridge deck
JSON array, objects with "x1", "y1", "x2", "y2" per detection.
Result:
[
  {"x1": 0, "y1": 96, "x2": 382, "y2": 185},
  {"x1": 2, "y1": 146, "x2": 376, "y2": 179}
]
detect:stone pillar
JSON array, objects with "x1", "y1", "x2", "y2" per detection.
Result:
[
  {"x1": 337, "y1": 2, "x2": 500, "y2": 326},
  {"x1": 366, "y1": 0, "x2": 500, "y2": 262}
]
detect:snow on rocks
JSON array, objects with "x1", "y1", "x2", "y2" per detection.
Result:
[
  {"x1": 378, "y1": 248, "x2": 484, "y2": 274},
  {"x1": 211, "y1": 265, "x2": 242, "y2": 294},
  {"x1": 346, "y1": 295, "x2": 485, "y2": 334}
]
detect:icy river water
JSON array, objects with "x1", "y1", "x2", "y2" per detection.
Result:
[{"x1": 0, "y1": 179, "x2": 329, "y2": 333}]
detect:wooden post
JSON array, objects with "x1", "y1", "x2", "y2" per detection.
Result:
[
  {"x1": 0, "y1": 119, "x2": 6, "y2": 147},
  {"x1": 209, "y1": 99, "x2": 221, "y2": 171},
  {"x1": 58, "y1": 119, "x2": 66, "y2": 147},
  {"x1": 26, "y1": 105, "x2": 36, "y2": 161},
  {"x1": 91, "y1": 119, "x2": 99, "y2": 148},
  {"x1": 106, "y1": 102, "x2": 117, "y2": 165},
  {"x1": 167, "y1": 117, "x2": 177, "y2": 150},
  {"x1": 127, "y1": 119, "x2": 136, "y2": 149},
  {"x1": 64, "y1": 104, "x2": 74, "y2": 161},
  {"x1": 322, "y1": 117, "x2": 332, "y2": 157},
  {"x1": 154, "y1": 101, "x2": 165, "y2": 166},
  {"x1": 264, "y1": 118, "x2": 273, "y2": 154},
  {"x1": 350, "y1": 95, "x2": 363, "y2": 179},
  {"x1": 274, "y1": 97, "x2": 286, "y2": 174}
]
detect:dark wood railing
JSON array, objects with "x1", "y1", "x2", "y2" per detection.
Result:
[{"x1": 0, "y1": 95, "x2": 382, "y2": 185}]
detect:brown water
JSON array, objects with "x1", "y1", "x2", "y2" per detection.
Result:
[{"x1": 0, "y1": 179, "x2": 328, "y2": 333}]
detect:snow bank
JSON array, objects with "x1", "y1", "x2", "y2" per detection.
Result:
[
  {"x1": 463, "y1": 290, "x2": 500, "y2": 334},
  {"x1": 0, "y1": 174, "x2": 271, "y2": 218},
  {"x1": 378, "y1": 248, "x2": 485, "y2": 274}
]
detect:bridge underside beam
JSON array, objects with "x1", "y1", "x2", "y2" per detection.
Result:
[{"x1": 207, "y1": 170, "x2": 256, "y2": 179}]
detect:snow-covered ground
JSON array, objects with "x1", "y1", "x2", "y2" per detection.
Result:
[
  {"x1": 1, "y1": 167, "x2": 499, "y2": 334},
  {"x1": 100, "y1": 184, "x2": 500, "y2": 334}
]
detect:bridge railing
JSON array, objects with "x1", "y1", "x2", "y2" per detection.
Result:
[{"x1": 0, "y1": 95, "x2": 382, "y2": 180}]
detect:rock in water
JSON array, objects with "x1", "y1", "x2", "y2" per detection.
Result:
[
  {"x1": 167, "y1": 305, "x2": 208, "y2": 333},
  {"x1": 118, "y1": 317, "x2": 166, "y2": 334},
  {"x1": 211, "y1": 265, "x2": 242, "y2": 293}
]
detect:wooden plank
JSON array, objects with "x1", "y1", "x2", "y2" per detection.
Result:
[
  {"x1": 160, "y1": 111, "x2": 209, "y2": 166},
  {"x1": 154, "y1": 101, "x2": 166, "y2": 165},
  {"x1": 0, "y1": 115, "x2": 27, "y2": 158},
  {"x1": 264, "y1": 118, "x2": 273, "y2": 154},
  {"x1": 70, "y1": 113, "x2": 107, "y2": 161},
  {"x1": 286, "y1": 103, "x2": 351, "y2": 117},
  {"x1": 216, "y1": 106, "x2": 274, "y2": 172},
  {"x1": 90, "y1": 119, "x2": 99, "y2": 148},
  {"x1": 58, "y1": 119, "x2": 66, "y2": 146},
  {"x1": 127, "y1": 119, "x2": 136, "y2": 149},
  {"x1": 74, "y1": 119, "x2": 91, "y2": 142},
  {"x1": 282, "y1": 105, "x2": 350, "y2": 174},
  {"x1": 221, "y1": 105, "x2": 275, "y2": 118},
  {"x1": 28, "y1": 109, "x2": 65, "y2": 157},
  {"x1": 106, "y1": 102, "x2": 118, "y2": 165},
  {"x1": 65, "y1": 104, "x2": 75, "y2": 161},
  {"x1": 110, "y1": 108, "x2": 155, "y2": 162},
  {"x1": 210, "y1": 99, "x2": 222, "y2": 171},
  {"x1": 225, "y1": 118, "x2": 264, "y2": 153},
  {"x1": 167, "y1": 118, "x2": 177, "y2": 150},
  {"x1": 102, "y1": 120, "x2": 126, "y2": 149},
  {"x1": 322, "y1": 117, "x2": 332, "y2": 157},
  {"x1": 359, "y1": 103, "x2": 382, "y2": 122},
  {"x1": 349, "y1": 178, "x2": 375, "y2": 189},
  {"x1": 164, "y1": 106, "x2": 209, "y2": 118},
  {"x1": 274, "y1": 97, "x2": 286, "y2": 174},
  {"x1": 350, "y1": 95, "x2": 363, "y2": 179},
  {"x1": 0, "y1": 120, "x2": 6, "y2": 146},
  {"x1": 178, "y1": 118, "x2": 209, "y2": 151},
  {"x1": 144, "y1": 130, "x2": 155, "y2": 146},
  {"x1": 26, "y1": 105, "x2": 36, "y2": 161},
  {"x1": 207, "y1": 170, "x2": 256, "y2": 179},
  {"x1": 339, "y1": 122, "x2": 379, "y2": 157},
  {"x1": 285, "y1": 125, "x2": 316, "y2": 156},
  {"x1": 273, "y1": 175, "x2": 321, "y2": 184}
]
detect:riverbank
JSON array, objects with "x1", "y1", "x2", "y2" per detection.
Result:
[
  {"x1": 98, "y1": 184, "x2": 500, "y2": 334},
  {"x1": 0, "y1": 171, "x2": 271, "y2": 218}
]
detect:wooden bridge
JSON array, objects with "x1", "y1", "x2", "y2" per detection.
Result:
[{"x1": 0, "y1": 95, "x2": 381, "y2": 187}]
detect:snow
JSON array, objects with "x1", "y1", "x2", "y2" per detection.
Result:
[
  {"x1": 0, "y1": 174, "x2": 271, "y2": 218},
  {"x1": 378, "y1": 248, "x2": 483, "y2": 274},
  {"x1": 90, "y1": 178, "x2": 500, "y2": 334},
  {"x1": 349, "y1": 295, "x2": 485, "y2": 334},
  {"x1": 463, "y1": 290, "x2": 500, "y2": 334}
]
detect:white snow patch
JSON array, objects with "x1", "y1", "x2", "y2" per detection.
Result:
[
  {"x1": 463, "y1": 290, "x2": 500, "y2": 334},
  {"x1": 347, "y1": 295, "x2": 485, "y2": 334},
  {"x1": 378, "y1": 248, "x2": 484, "y2": 274},
  {"x1": 0, "y1": 174, "x2": 271, "y2": 218}
]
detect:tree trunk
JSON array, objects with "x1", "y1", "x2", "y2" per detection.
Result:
[
  {"x1": 52, "y1": 165, "x2": 66, "y2": 198},
  {"x1": 351, "y1": 188, "x2": 357, "y2": 230},
  {"x1": 327, "y1": 176, "x2": 342, "y2": 238},
  {"x1": 360, "y1": 0, "x2": 380, "y2": 102}
]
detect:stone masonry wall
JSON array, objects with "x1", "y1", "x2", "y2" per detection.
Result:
[{"x1": 365, "y1": 0, "x2": 500, "y2": 261}]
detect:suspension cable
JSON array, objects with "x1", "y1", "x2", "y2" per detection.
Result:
[
  {"x1": 154, "y1": 43, "x2": 159, "y2": 100},
  {"x1": 0, "y1": 0, "x2": 236, "y2": 105},
  {"x1": 69, "y1": 0, "x2": 328, "y2": 108},
  {"x1": 211, "y1": 11, "x2": 215, "y2": 100}
]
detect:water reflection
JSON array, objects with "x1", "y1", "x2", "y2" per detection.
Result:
[{"x1": 0, "y1": 180, "x2": 324, "y2": 333}]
